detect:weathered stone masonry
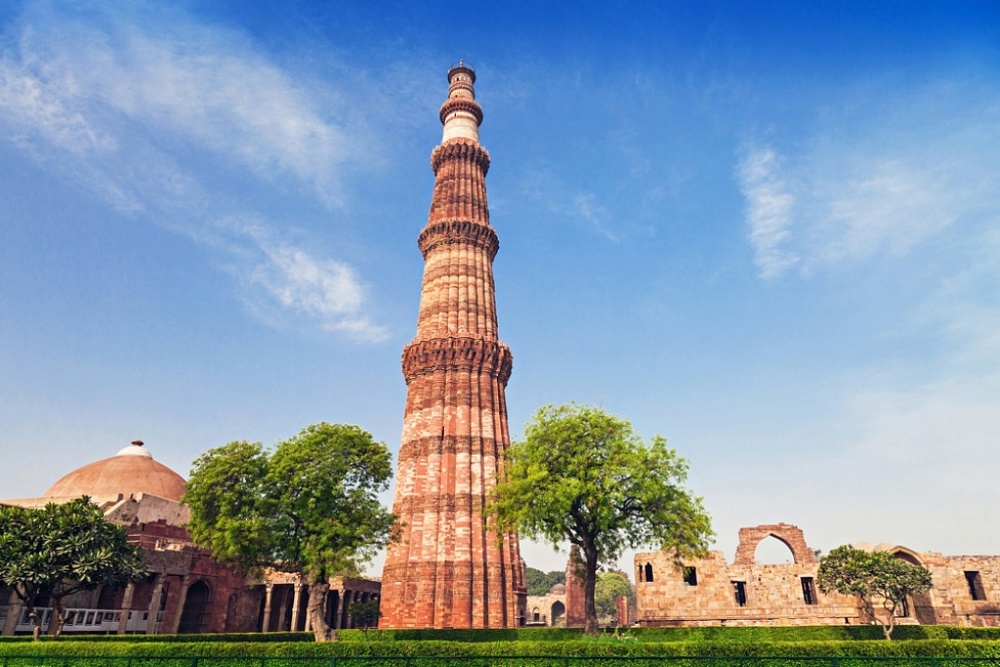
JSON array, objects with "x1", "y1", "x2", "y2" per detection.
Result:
[
  {"x1": 379, "y1": 62, "x2": 527, "y2": 629},
  {"x1": 635, "y1": 523, "x2": 1000, "y2": 628}
]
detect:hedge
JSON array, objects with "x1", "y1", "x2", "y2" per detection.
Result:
[
  {"x1": 5, "y1": 626, "x2": 1000, "y2": 645},
  {"x1": 0, "y1": 634, "x2": 313, "y2": 645},
  {"x1": 343, "y1": 626, "x2": 1000, "y2": 643},
  {"x1": 1, "y1": 639, "x2": 1000, "y2": 661},
  {"x1": 2, "y1": 658, "x2": 1000, "y2": 667}
]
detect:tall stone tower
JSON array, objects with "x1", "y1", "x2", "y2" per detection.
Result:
[{"x1": 379, "y1": 62, "x2": 527, "y2": 629}]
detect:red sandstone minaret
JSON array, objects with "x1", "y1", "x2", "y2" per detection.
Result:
[{"x1": 379, "y1": 62, "x2": 527, "y2": 628}]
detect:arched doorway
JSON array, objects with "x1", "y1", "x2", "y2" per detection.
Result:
[
  {"x1": 551, "y1": 600, "x2": 565, "y2": 626},
  {"x1": 893, "y1": 550, "x2": 935, "y2": 624},
  {"x1": 754, "y1": 535, "x2": 796, "y2": 564},
  {"x1": 178, "y1": 581, "x2": 211, "y2": 634}
]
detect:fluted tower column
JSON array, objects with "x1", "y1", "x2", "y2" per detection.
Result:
[{"x1": 380, "y1": 62, "x2": 527, "y2": 629}]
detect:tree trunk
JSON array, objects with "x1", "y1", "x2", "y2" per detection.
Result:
[
  {"x1": 583, "y1": 544, "x2": 599, "y2": 636},
  {"x1": 48, "y1": 598, "x2": 65, "y2": 639},
  {"x1": 28, "y1": 607, "x2": 41, "y2": 642},
  {"x1": 306, "y1": 580, "x2": 337, "y2": 642},
  {"x1": 880, "y1": 599, "x2": 897, "y2": 640}
]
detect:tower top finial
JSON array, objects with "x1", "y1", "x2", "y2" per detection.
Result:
[
  {"x1": 440, "y1": 60, "x2": 482, "y2": 143},
  {"x1": 448, "y1": 60, "x2": 476, "y2": 84}
]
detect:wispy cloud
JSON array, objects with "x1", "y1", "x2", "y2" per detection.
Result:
[
  {"x1": 0, "y1": 3, "x2": 389, "y2": 342},
  {"x1": 0, "y1": 4, "x2": 362, "y2": 205},
  {"x1": 814, "y1": 156, "x2": 985, "y2": 266},
  {"x1": 737, "y1": 145, "x2": 799, "y2": 279},
  {"x1": 834, "y1": 213, "x2": 1000, "y2": 514},
  {"x1": 230, "y1": 222, "x2": 389, "y2": 342},
  {"x1": 574, "y1": 193, "x2": 619, "y2": 241},
  {"x1": 0, "y1": 64, "x2": 116, "y2": 155},
  {"x1": 517, "y1": 167, "x2": 620, "y2": 241},
  {"x1": 737, "y1": 77, "x2": 1000, "y2": 280},
  {"x1": 916, "y1": 227, "x2": 1000, "y2": 367},
  {"x1": 735, "y1": 78, "x2": 1000, "y2": 537}
]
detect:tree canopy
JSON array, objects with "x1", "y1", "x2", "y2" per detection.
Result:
[
  {"x1": 183, "y1": 423, "x2": 398, "y2": 642},
  {"x1": 524, "y1": 567, "x2": 566, "y2": 596},
  {"x1": 488, "y1": 403, "x2": 713, "y2": 634},
  {"x1": 595, "y1": 570, "x2": 634, "y2": 623},
  {"x1": 0, "y1": 497, "x2": 146, "y2": 640},
  {"x1": 349, "y1": 598, "x2": 381, "y2": 632},
  {"x1": 817, "y1": 545, "x2": 933, "y2": 639}
]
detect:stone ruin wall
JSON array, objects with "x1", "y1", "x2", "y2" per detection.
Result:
[
  {"x1": 634, "y1": 548, "x2": 859, "y2": 627},
  {"x1": 908, "y1": 551, "x2": 1000, "y2": 626},
  {"x1": 634, "y1": 523, "x2": 1000, "y2": 628}
]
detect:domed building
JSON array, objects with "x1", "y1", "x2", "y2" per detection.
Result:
[
  {"x1": 43, "y1": 440, "x2": 187, "y2": 504},
  {"x1": 1, "y1": 440, "x2": 379, "y2": 636}
]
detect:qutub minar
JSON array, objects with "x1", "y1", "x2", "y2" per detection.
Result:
[{"x1": 379, "y1": 62, "x2": 528, "y2": 628}]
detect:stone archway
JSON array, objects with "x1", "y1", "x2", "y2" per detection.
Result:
[
  {"x1": 892, "y1": 549, "x2": 936, "y2": 624},
  {"x1": 177, "y1": 580, "x2": 210, "y2": 634},
  {"x1": 754, "y1": 535, "x2": 797, "y2": 564},
  {"x1": 733, "y1": 524, "x2": 817, "y2": 566},
  {"x1": 551, "y1": 600, "x2": 565, "y2": 626}
]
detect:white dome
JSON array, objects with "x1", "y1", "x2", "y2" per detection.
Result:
[{"x1": 43, "y1": 440, "x2": 186, "y2": 502}]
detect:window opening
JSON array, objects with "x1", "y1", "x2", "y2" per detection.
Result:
[
  {"x1": 732, "y1": 581, "x2": 747, "y2": 607},
  {"x1": 801, "y1": 577, "x2": 817, "y2": 605},
  {"x1": 683, "y1": 567, "x2": 698, "y2": 586},
  {"x1": 644, "y1": 563, "x2": 653, "y2": 583},
  {"x1": 965, "y1": 571, "x2": 986, "y2": 601}
]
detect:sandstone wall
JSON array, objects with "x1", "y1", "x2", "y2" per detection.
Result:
[{"x1": 635, "y1": 523, "x2": 1000, "y2": 628}]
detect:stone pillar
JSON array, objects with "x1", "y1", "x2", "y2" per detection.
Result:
[
  {"x1": 2, "y1": 590, "x2": 23, "y2": 636},
  {"x1": 340, "y1": 590, "x2": 350, "y2": 630},
  {"x1": 379, "y1": 60, "x2": 526, "y2": 630},
  {"x1": 615, "y1": 595, "x2": 629, "y2": 627},
  {"x1": 564, "y1": 547, "x2": 586, "y2": 628},
  {"x1": 145, "y1": 574, "x2": 165, "y2": 635},
  {"x1": 261, "y1": 584, "x2": 274, "y2": 633},
  {"x1": 290, "y1": 583, "x2": 303, "y2": 632},
  {"x1": 304, "y1": 587, "x2": 312, "y2": 632},
  {"x1": 117, "y1": 583, "x2": 136, "y2": 635},
  {"x1": 166, "y1": 575, "x2": 192, "y2": 635},
  {"x1": 334, "y1": 588, "x2": 345, "y2": 629}
]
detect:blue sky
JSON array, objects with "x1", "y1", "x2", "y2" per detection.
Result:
[{"x1": 1, "y1": 1, "x2": 998, "y2": 575}]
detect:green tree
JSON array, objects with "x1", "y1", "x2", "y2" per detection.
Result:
[
  {"x1": 817, "y1": 544, "x2": 933, "y2": 640},
  {"x1": 487, "y1": 403, "x2": 713, "y2": 635},
  {"x1": 183, "y1": 423, "x2": 398, "y2": 642},
  {"x1": 0, "y1": 497, "x2": 146, "y2": 640},
  {"x1": 349, "y1": 598, "x2": 381, "y2": 633},
  {"x1": 595, "y1": 570, "x2": 634, "y2": 624},
  {"x1": 524, "y1": 567, "x2": 566, "y2": 596}
]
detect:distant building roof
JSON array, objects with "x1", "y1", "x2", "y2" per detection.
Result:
[{"x1": 43, "y1": 440, "x2": 186, "y2": 503}]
